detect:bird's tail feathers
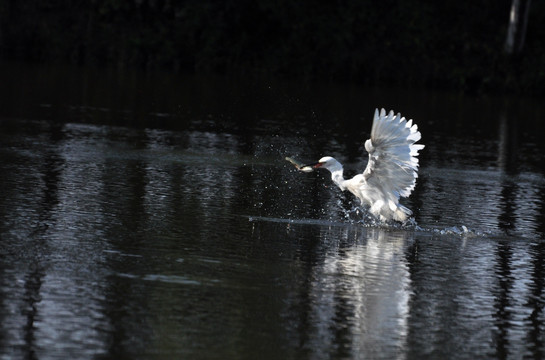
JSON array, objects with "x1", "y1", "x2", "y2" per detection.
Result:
[{"x1": 393, "y1": 204, "x2": 412, "y2": 222}]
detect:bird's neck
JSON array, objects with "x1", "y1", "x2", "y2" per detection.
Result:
[{"x1": 330, "y1": 168, "x2": 346, "y2": 190}]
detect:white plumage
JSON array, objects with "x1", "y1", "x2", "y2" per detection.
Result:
[{"x1": 312, "y1": 108, "x2": 424, "y2": 222}]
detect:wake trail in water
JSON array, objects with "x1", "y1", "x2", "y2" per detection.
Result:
[{"x1": 247, "y1": 204, "x2": 491, "y2": 238}]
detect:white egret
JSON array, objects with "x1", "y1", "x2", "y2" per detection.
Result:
[{"x1": 292, "y1": 108, "x2": 424, "y2": 222}]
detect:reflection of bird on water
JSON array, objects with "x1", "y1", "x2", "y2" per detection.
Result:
[{"x1": 294, "y1": 109, "x2": 425, "y2": 222}]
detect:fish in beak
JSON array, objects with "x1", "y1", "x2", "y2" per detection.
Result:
[{"x1": 286, "y1": 157, "x2": 320, "y2": 173}]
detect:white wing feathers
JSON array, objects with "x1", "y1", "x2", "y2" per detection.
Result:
[
  {"x1": 362, "y1": 109, "x2": 424, "y2": 204},
  {"x1": 309, "y1": 108, "x2": 423, "y2": 221}
]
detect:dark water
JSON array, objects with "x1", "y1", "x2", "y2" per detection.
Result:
[{"x1": 1, "y1": 63, "x2": 545, "y2": 359}]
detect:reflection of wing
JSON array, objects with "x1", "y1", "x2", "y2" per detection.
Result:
[{"x1": 363, "y1": 109, "x2": 425, "y2": 201}]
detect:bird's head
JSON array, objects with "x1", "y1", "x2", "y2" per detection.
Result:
[{"x1": 311, "y1": 156, "x2": 343, "y2": 172}]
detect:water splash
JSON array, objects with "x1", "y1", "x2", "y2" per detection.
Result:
[{"x1": 330, "y1": 203, "x2": 487, "y2": 237}]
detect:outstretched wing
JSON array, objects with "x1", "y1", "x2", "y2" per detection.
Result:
[{"x1": 363, "y1": 109, "x2": 425, "y2": 202}]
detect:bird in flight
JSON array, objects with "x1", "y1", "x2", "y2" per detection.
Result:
[{"x1": 288, "y1": 108, "x2": 424, "y2": 222}]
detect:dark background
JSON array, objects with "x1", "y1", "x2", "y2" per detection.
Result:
[{"x1": 1, "y1": 0, "x2": 544, "y2": 95}]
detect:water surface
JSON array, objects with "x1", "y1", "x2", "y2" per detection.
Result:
[{"x1": 1, "y1": 63, "x2": 544, "y2": 359}]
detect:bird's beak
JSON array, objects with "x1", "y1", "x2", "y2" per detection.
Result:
[{"x1": 302, "y1": 162, "x2": 322, "y2": 169}]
